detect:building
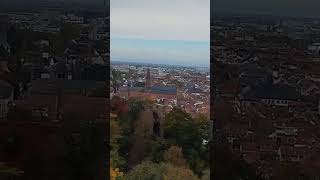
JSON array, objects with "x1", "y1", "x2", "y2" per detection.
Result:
[
  {"x1": 0, "y1": 80, "x2": 13, "y2": 120},
  {"x1": 145, "y1": 68, "x2": 151, "y2": 91},
  {"x1": 17, "y1": 79, "x2": 107, "y2": 121},
  {"x1": 0, "y1": 15, "x2": 11, "y2": 54}
]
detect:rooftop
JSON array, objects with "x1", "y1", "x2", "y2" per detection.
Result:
[
  {"x1": 149, "y1": 85, "x2": 177, "y2": 95},
  {"x1": 241, "y1": 84, "x2": 300, "y2": 101}
]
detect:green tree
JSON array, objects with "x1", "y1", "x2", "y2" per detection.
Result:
[
  {"x1": 123, "y1": 161, "x2": 164, "y2": 180},
  {"x1": 163, "y1": 108, "x2": 202, "y2": 150},
  {"x1": 128, "y1": 98, "x2": 144, "y2": 123},
  {"x1": 163, "y1": 146, "x2": 188, "y2": 168},
  {"x1": 110, "y1": 114, "x2": 126, "y2": 169},
  {"x1": 194, "y1": 114, "x2": 210, "y2": 141},
  {"x1": 200, "y1": 169, "x2": 210, "y2": 180},
  {"x1": 162, "y1": 163, "x2": 200, "y2": 180},
  {"x1": 147, "y1": 134, "x2": 172, "y2": 163},
  {"x1": 163, "y1": 108, "x2": 209, "y2": 175},
  {"x1": 123, "y1": 161, "x2": 200, "y2": 180}
]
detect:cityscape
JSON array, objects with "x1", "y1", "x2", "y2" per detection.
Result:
[
  {"x1": 2, "y1": 0, "x2": 320, "y2": 179},
  {"x1": 212, "y1": 12, "x2": 320, "y2": 179},
  {"x1": 0, "y1": 1, "x2": 109, "y2": 179},
  {"x1": 109, "y1": 0, "x2": 210, "y2": 179},
  {"x1": 109, "y1": 61, "x2": 210, "y2": 179},
  {"x1": 111, "y1": 61, "x2": 210, "y2": 116}
]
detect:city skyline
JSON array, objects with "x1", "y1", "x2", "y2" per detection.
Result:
[{"x1": 111, "y1": 0, "x2": 210, "y2": 67}]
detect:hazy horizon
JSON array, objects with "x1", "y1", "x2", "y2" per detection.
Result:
[
  {"x1": 111, "y1": 0, "x2": 210, "y2": 67},
  {"x1": 111, "y1": 58, "x2": 209, "y2": 68}
]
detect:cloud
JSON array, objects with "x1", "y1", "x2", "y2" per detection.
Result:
[
  {"x1": 111, "y1": 0, "x2": 210, "y2": 41},
  {"x1": 110, "y1": 0, "x2": 210, "y2": 66}
]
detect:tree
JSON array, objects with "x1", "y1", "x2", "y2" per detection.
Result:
[
  {"x1": 128, "y1": 98, "x2": 144, "y2": 122},
  {"x1": 123, "y1": 161, "x2": 164, "y2": 180},
  {"x1": 163, "y1": 108, "x2": 202, "y2": 149},
  {"x1": 194, "y1": 114, "x2": 210, "y2": 141},
  {"x1": 123, "y1": 161, "x2": 199, "y2": 180},
  {"x1": 145, "y1": 97, "x2": 155, "y2": 107},
  {"x1": 149, "y1": 138, "x2": 169, "y2": 163},
  {"x1": 162, "y1": 163, "x2": 200, "y2": 180},
  {"x1": 110, "y1": 113, "x2": 126, "y2": 169},
  {"x1": 163, "y1": 146, "x2": 188, "y2": 168},
  {"x1": 163, "y1": 108, "x2": 209, "y2": 176},
  {"x1": 200, "y1": 169, "x2": 210, "y2": 180},
  {"x1": 110, "y1": 167, "x2": 124, "y2": 180}
]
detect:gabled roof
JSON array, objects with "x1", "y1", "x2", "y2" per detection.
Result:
[
  {"x1": 31, "y1": 79, "x2": 106, "y2": 96},
  {"x1": 241, "y1": 84, "x2": 300, "y2": 101},
  {"x1": 149, "y1": 85, "x2": 177, "y2": 95}
]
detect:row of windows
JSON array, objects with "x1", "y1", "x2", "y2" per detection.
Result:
[{"x1": 264, "y1": 99, "x2": 288, "y2": 105}]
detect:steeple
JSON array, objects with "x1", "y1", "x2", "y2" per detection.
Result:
[{"x1": 145, "y1": 68, "x2": 151, "y2": 92}]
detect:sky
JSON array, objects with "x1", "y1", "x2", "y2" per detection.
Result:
[
  {"x1": 110, "y1": 0, "x2": 210, "y2": 67},
  {"x1": 212, "y1": 0, "x2": 320, "y2": 18}
]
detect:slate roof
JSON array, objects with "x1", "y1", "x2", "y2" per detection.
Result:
[
  {"x1": 119, "y1": 86, "x2": 144, "y2": 92},
  {"x1": 149, "y1": 85, "x2": 177, "y2": 95},
  {"x1": 241, "y1": 84, "x2": 300, "y2": 101},
  {"x1": 133, "y1": 82, "x2": 145, "y2": 88},
  {"x1": 30, "y1": 79, "x2": 106, "y2": 96},
  {"x1": 184, "y1": 83, "x2": 203, "y2": 93}
]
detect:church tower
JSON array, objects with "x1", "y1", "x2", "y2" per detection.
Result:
[{"x1": 145, "y1": 68, "x2": 151, "y2": 92}]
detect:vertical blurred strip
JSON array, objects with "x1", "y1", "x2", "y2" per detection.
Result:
[{"x1": 105, "y1": 0, "x2": 110, "y2": 180}]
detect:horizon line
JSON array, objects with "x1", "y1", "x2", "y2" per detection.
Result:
[{"x1": 111, "y1": 59, "x2": 209, "y2": 68}]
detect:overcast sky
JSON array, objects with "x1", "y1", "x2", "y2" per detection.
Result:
[{"x1": 111, "y1": 0, "x2": 210, "y2": 67}]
